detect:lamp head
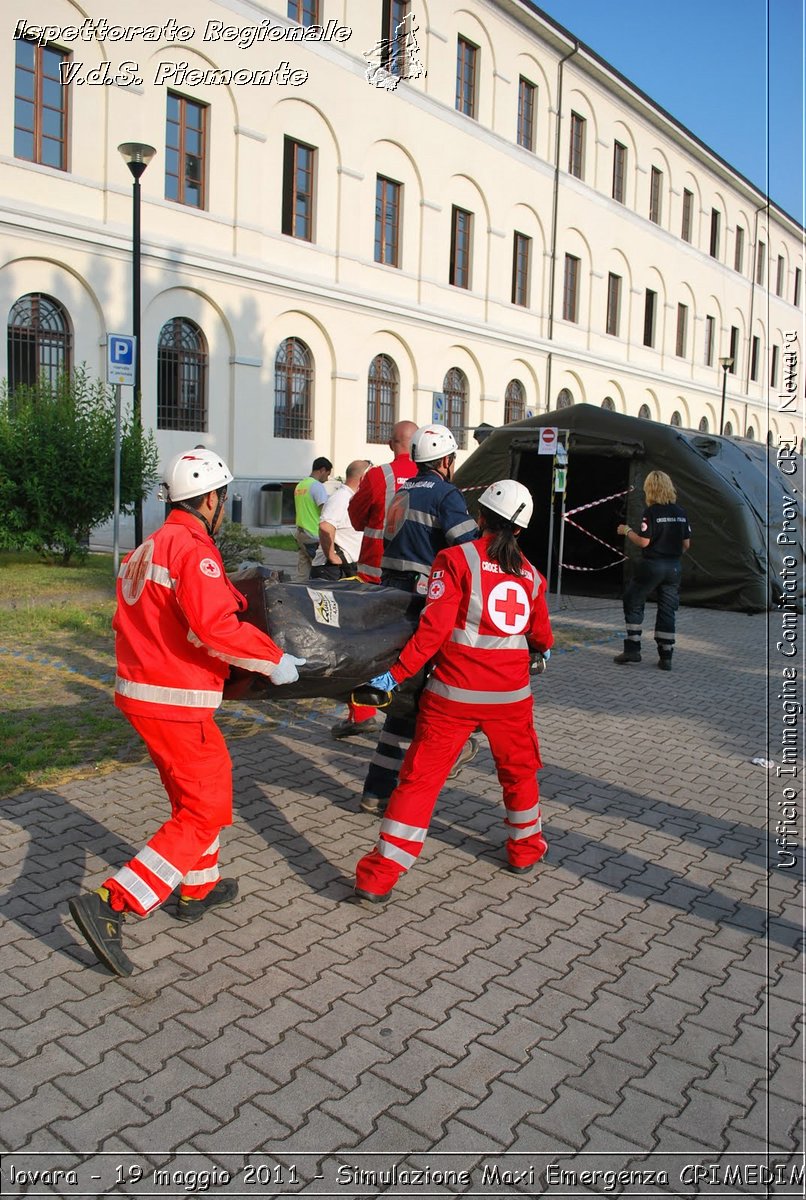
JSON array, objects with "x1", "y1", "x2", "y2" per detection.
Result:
[
  {"x1": 118, "y1": 142, "x2": 157, "y2": 180},
  {"x1": 719, "y1": 356, "x2": 734, "y2": 372}
]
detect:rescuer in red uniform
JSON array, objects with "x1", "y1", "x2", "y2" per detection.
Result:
[
  {"x1": 354, "y1": 479, "x2": 552, "y2": 902},
  {"x1": 348, "y1": 419, "x2": 418, "y2": 584},
  {"x1": 69, "y1": 449, "x2": 305, "y2": 976}
]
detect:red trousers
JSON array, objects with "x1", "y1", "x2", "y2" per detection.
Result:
[
  {"x1": 105, "y1": 712, "x2": 233, "y2": 916},
  {"x1": 355, "y1": 693, "x2": 547, "y2": 896}
]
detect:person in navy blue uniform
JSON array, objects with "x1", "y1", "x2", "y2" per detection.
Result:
[
  {"x1": 360, "y1": 424, "x2": 478, "y2": 814},
  {"x1": 614, "y1": 470, "x2": 691, "y2": 671}
]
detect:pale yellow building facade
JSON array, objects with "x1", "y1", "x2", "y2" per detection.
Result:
[{"x1": 0, "y1": 0, "x2": 802, "y2": 533}]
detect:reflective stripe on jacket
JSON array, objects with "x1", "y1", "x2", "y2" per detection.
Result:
[
  {"x1": 381, "y1": 469, "x2": 477, "y2": 579},
  {"x1": 114, "y1": 509, "x2": 283, "y2": 720},
  {"x1": 389, "y1": 536, "x2": 553, "y2": 708},
  {"x1": 349, "y1": 456, "x2": 417, "y2": 583}
]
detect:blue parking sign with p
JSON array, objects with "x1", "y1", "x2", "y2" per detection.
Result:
[{"x1": 107, "y1": 334, "x2": 137, "y2": 385}]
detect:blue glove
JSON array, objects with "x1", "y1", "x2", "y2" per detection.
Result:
[{"x1": 369, "y1": 672, "x2": 398, "y2": 693}]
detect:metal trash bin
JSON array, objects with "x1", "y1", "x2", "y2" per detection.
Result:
[{"x1": 258, "y1": 483, "x2": 283, "y2": 527}]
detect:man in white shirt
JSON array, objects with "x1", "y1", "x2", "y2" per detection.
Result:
[
  {"x1": 309, "y1": 459, "x2": 379, "y2": 738},
  {"x1": 310, "y1": 459, "x2": 371, "y2": 581}
]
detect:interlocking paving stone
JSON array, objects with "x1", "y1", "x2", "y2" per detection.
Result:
[{"x1": 1, "y1": 598, "x2": 798, "y2": 1164}]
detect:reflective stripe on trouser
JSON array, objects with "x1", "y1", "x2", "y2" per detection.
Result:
[
  {"x1": 623, "y1": 558, "x2": 681, "y2": 646},
  {"x1": 355, "y1": 693, "x2": 546, "y2": 896},
  {"x1": 104, "y1": 713, "x2": 233, "y2": 915},
  {"x1": 361, "y1": 713, "x2": 415, "y2": 802}
]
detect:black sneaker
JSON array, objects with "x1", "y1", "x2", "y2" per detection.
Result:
[
  {"x1": 331, "y1": 715, "x2": 381, "y2": 740},
  {"x1": 176, "y1": 878, "x2": 239, "y2": 923},
  {"x1": 69, "y1": 891, "x2": 134, "y2": 977}
]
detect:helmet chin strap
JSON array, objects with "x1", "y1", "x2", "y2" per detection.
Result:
[{"x1": 177, "y1": 501, "x2": 213, "y2": 535}]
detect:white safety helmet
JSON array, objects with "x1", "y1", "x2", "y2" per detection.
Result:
[
  {"x1": 161, "y1": 449, "x2": 234, "y2": 503},
  {"x1": 412, "y1": 423, "x2": 458, "y2": 464},
  {"x1": 479, "y1": 479, "x2": 533, "y2": 528}
]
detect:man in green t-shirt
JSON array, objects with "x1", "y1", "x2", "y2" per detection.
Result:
[{"x1": 294, "y1": 456, "x2": 332, "y2": 579}]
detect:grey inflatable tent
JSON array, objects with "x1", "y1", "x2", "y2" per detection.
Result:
[{"x1": 454, "y1": 404, "x2": 803, "y2": 612}]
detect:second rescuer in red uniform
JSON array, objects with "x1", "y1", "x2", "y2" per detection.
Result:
[{"x1": 354, "y1": 479, "x2": 552, "y2": 902}]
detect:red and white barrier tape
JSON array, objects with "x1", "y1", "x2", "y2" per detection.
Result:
[
  {"x1": 563, "y1": 515, "x2": 624, "y2": 556},
  {"x1": 564, "y1": 486, "x2": 633, "y2": 517}
]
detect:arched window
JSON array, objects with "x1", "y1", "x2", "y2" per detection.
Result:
[
  {"x1": 670, "y1": 411, "x2": 682, "y2": 427},
  {"x1": 746, "y1": 426, "x2": 755, "y2": 440},
  {"x1": 723, "y1": 421, "x2": 733, "y2": 436},
  {"x1": 7, "y1": 293, "x2": 72, "y2": 391},
  {"x1": 367, "y1": 354, "x2": 399, "y2": 444},
  {"x1": 601, "y1": 396, "x2": 615, "y2": 411},
  {"x1": 504, "y1": 379, "x2": 526, "y2": 424},
  {"x1": 556, "y1": 388, "x2": 573, "y2": 408},
  {"x1": 157, "y1": 318, "x2": 208, "y2": 431},
  {"x1": 443, "y1": 367, "x2": 468, "y2": 449},
  {"x1": 766, "y1": 430, "x2": 774, "y2": 446},
  {"x1": 698, "y1": 416, "x2": 709, "y2": 432},
  {"x1": 274, "y1": 337, "x2": 313, "y2": 440},
  {"x1": 638, "y1": 403, "x2": 651, "y2": 420}
]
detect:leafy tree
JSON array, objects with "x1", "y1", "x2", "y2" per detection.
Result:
[{"x1": 0, "y1": 367, "x2": 159, "y2": 563}]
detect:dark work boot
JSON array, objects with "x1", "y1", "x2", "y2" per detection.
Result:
[
  {"x1": 613, "y1": 639, "x2": 641, "y2": 664},
  {"x1": 177, "y1": 878, "x2": 239, "y2": 922},
  {"x1": 657, "y1": 649, "x2": 673, "y2": 671},
  {"x1": 69, "y1": 890, "x2": 134, "y2": 977}
]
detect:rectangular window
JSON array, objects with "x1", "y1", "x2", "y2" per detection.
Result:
[
  {"x1": 756, "y1": 240, "x2": 765, "y2": 285},
  {"x1": 563, "y1": 254, "x2": 580, "y2": 322},
  {"x1": 643, "y1": 289, "x2": 657, "y2": 347},
  {"x1": 287, "y1": 0, "x2": 319, "y2": 24},
  {"x1": 681, "y1": 189, "x2": 693, "y2": 242},
  {"x1": 776, "y1": 255, "x2": 785, "y2": 297},
  {"x1": 282, "y1": 137, "x2": 316, "y2": 240},
  {"x1": 381, "y1": 0, "x2": 411, "y2": 73},
  {"x1": 612, "y1": 141, "x2": 626, "y2": 203},
  {"x1": 569, "y1": 112, "x2": 586, "y2": 179},
  {"x1": 511, "y1": 232, "x2": 531, "y2": 306},
  {"x1": 704, "y1": 315, "x2": 715, "y2": 366},
  {"x1": 750, "y1": 336, "x2": 760, "y2": 382},
  {"x1": 649, "y1": 167, "x2": 662, "y2": 224},
  {"x1": 450, "y1": 206, "x2": 473, "y2": 288},
  {"x1": 729, "y1": 326, "x2": 739, "y2": 373},
  {"x1": 795, "y1": 268, "x2": 802, "y2": 306},
  {"x1": 517, "y1": 77, "x2": 536, "y2": 151},
  {"x1": 165, "y1": 92, "x2": 207, "y2": 208},
  {"x1": 14, "y1": 40, "x2": 70, "y2": 170},
  {"x1": 771, "y1": 344, "x2": 779, "y2": 388},
  {"x1": 606, "y1": 273, "x2": 621, "y2": 336},
  {"x1": 374, "y1": 175, "x2": 401, "y2": 267},
  {"x1": 676, "y1": 303, "x2": 688, "y2": 357},
  {"x1": 734, "y1": 225, "x2": 744, "y2": 273},
  {"x1": 456, "y1": 36, "x2": 478, "y2": 118},
  {"x1": 709, "y1": 208, "x2": 720, "y2": 258}
]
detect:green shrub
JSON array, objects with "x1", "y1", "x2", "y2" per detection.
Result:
[
  {"x1": 0, "y1": 367, "x2": 158, "y2": 563},
  {"x1": 216, "y1": 517, "x2": 270, "y2": 573}
]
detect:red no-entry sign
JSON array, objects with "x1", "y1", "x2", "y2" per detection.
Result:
[{"x1": 538, "y1": 426, "x2": 558, "y2": 455}]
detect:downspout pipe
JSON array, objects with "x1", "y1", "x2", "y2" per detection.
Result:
[
  {"x1": 745, "y1": 198, "x2": 769, "y2": 432},
  {"x1": 545, "y1": 40, "x2": 579, "y2": 413}
]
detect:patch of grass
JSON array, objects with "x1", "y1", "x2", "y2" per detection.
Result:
[
  {"x1": 258, "y1": 534, "x2": 297, "y2": 551},
  {"x1": 0, "y1": 551, "x2": 116, "y2": 601}
]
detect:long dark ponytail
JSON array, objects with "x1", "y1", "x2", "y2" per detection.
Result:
[{"x1": 479, "y1": 504, "x2": 524, "y2": 575}]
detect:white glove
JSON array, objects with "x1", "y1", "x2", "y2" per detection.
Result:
[{"x1": 270, "y1": 654, "x2": 306, "y2": 685}]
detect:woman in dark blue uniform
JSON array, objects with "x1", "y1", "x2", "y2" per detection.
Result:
[{"x1": 614, "y1": 470, "x2": 691, "y2": 671}]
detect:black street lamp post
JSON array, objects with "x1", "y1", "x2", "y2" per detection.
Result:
[
  {"x1": 118, "y1": 142, "x2": 156, "y2": 547},
  {"x1": 719, "y1": 355, "x2": 733, "y2": 436}
]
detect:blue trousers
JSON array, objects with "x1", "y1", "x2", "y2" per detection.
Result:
[{"x1": 623, "y1": 557, "x2": 681, "y2": 653}]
